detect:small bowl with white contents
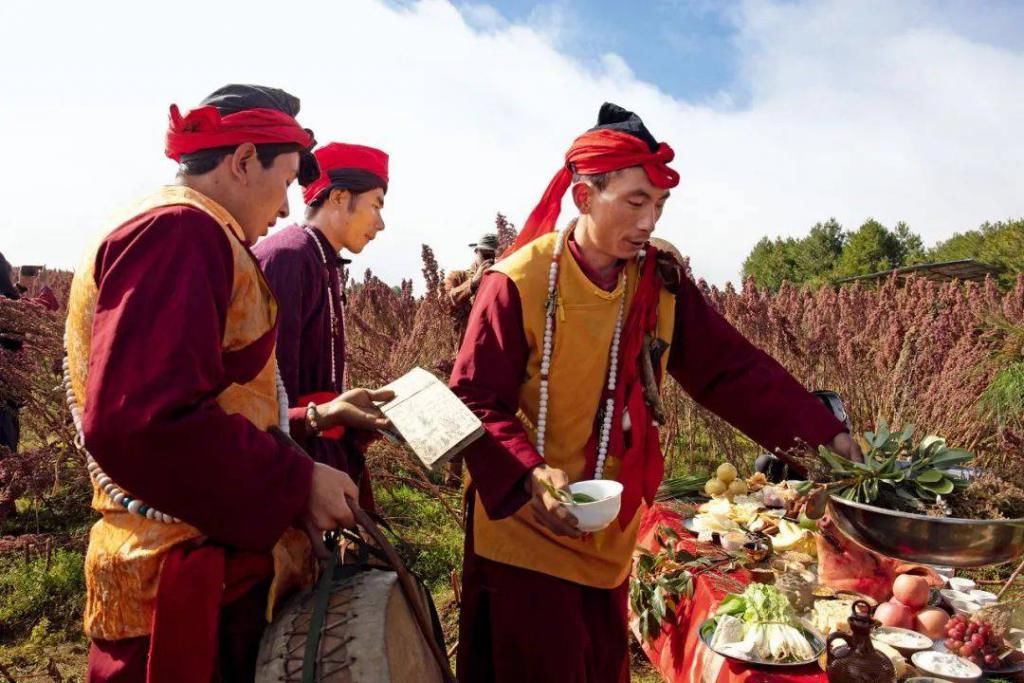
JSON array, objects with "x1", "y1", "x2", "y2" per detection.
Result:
[
  {"x1": 968, "y1": 589, "x2": 997, "y2": 605},
  {"x1": 911, "y1": 650, "x2": 982, "y2": 682},
  {"x1": 871, "y1": 626, "x2": 932, "y2": 657},
  {"x1": 948, "y1": 577, "x2": 977, "y2": 593},
  {"x1": 563, "y1": 480, "x2": 623, "y2": 533},
  {"x1": 940, "y1": 589, "x2": 973, "y2": 604},
  {"x1": 951, "y1": 599, "x2": 983, "y2": 618}
]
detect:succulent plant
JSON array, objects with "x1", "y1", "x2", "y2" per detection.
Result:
[{"x1": 818, "y1": 421, "x2": 974, "y2": 512}]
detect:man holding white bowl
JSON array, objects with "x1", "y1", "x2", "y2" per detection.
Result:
[{"x1": 449, "y1": 102, "x2": 863, "y2": 683}]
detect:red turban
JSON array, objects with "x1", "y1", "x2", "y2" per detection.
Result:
[
  {"x1": 302, "y1": 143, "x2": 390, "y2": 205},
  {"x1": 164, "y1": 104, "x2": 314, "y2": 162},
  {"x1": 509, "y1": 128, "x2": 679, "y2": 254}
]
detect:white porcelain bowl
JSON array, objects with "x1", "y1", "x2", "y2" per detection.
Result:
[
  {"x1": 948, "y1": 577, "x2": 977, "y2": 593},
  {"x1": 940, "y1": 589, "x2": 973, "y2": 604},
  {"x1": 911, "y1": 650, "x2": 981, "y2": 682},
  {"x1": 565, "y1": 480, "x2": 623, "y2": 533},
  {"x1": 950, "y1": 598, "x2": 982, "y2": 617},
  {"x1": 968, "y1": 589, "x2": 997, "y2": 605}
]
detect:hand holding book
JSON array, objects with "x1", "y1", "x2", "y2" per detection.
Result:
[{"x1": 373, "y1": 367, "x2": 484, "y2": 472}]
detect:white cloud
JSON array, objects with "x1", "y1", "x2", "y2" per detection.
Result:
[{"x1": 0, "y1": 0, "x2": 1021, "y2": 287}]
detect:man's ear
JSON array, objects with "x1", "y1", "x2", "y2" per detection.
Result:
[
  {"x1": 230, "y1": 143, "x2": 258, "y2": 183},
  {"x1": 571, "y1": 182, "x2": 593, "y2": 215},
  {"x1": 329, "y1": 187, "x2": 352, "y2": 209}
]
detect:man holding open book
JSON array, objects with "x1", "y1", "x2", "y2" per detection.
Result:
[
  {"x1": 255, "y1": 141, "x2": 395, "y2": 511},
  {"x1": 449, "y1": 103, "x2": 863, "y2": 682}
]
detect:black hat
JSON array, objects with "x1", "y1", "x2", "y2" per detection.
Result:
[{"x1": 469, "y1": 233, "x2": 499, "y2": 251}]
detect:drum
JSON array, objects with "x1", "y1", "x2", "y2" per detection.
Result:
[{"x1": 255, "y1": 567, "x2": 445, "y2": 683}]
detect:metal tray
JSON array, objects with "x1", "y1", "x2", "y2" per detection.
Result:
[
  {"x1": 698, "y1": 617, "x2": 825, "y2": 668},
  {"x1": 828, "y1": 495, "x2": 1024, "y2": 567}
]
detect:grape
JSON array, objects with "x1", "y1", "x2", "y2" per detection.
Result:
[
  {"x1": 971, "y1": 633, "x2": 985, "y2": 648},
  {"x1": 985, "y1": 653, "x2": 1000, "y2": 668},
  {"x1": 944, "y1": 638, "x2": 959, "y2": 650},
  {"x1": 961, "y1": 643, "x2": 976, "y2": 657}
]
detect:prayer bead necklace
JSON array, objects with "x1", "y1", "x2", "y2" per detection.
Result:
[
  {"x1": 536, "y1": 226, "x2": 625, "y2": 480},
  {"x1": 303, "y1": 226, "x2": 344, "y2": 393},
  {"x1": 63, "y1": 336, "x2": 291, "y2": 524}
]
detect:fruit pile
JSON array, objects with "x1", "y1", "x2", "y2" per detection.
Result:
[
  {"x1": 943, "y1": 614, "x2": 1006, "y2": 669},
  {"x1": 704, "y1": 463, "x2": 748, "y2": 500},
  {"x1": 874, "y1": 575, "x2": 949, "y2": 638}
]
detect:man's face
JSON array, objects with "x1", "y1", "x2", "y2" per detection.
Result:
[
  {"x1": 474, "y1": 248, "x2": 495, "y2": 266},
  {"x1": 581, "y1": 166, "x2": 671, "y2": 260},
  {"x1": 239, "y1": 149, "x2": 300, "y2": 241},
  {"x1": 339, "y1": 188, "x2": 385, "y2": 254}
]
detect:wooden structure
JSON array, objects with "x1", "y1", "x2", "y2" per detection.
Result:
[{"x1": 835, "y1": 259, "x2": 1002, "y2": 286}]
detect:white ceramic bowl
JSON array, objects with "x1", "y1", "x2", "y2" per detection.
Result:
[
  {"x1": 950, "y1": 599, "x2": 982, "y2": 617},
  {"x1": 565, "y1": 480, "x2": 623, "y2": 533},
  {"x1": 911, "y1": 650, "x2": 981, "y2": 682},
  {"x1": 871, "y1": 626, "x2": 933, "y2": 655},
  {"x1": 940, "y1": 589, "x2": 973, "y2": 604},
  {"x1": 948, "y1": 577, "x2": 977, "y2": 593},
  {"x1": 968, "y1": 589, "x2": 997, "y2": 605}
]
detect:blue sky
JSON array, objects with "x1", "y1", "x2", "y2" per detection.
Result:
[
  {"x1": 1, "y1": 0, "x2": 1022, "y2": 286},
  {"x1": 458, "y1": 0, "x2": 742, "y2": 103}
]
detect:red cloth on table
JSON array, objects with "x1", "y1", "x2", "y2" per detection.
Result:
[{"x1": 635, "y1": 505, "x2": 827, "y2": 683}]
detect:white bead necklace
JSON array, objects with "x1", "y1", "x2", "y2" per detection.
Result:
[
  {"x1": 536, "y1": 227, "x2": 626, "y2": 480},
  {"x1": 303, "y1": 226, "x2": 344, "y2": 393},
  {"x1": 64, "y1": 334, "x2": 291, "y2": 524}
]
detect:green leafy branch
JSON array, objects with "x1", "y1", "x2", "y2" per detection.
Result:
[{"x1": 630, "y1": 525, "x2": 742, "y2": 640}]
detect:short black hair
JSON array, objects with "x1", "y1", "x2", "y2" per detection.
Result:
[
  {"x1": 178, "y1": 142, "x2": 304, "y2": 177},
  {"x1": 572, "y1": 169, "x2": 620, "y2": 191},
  {"x1": 304, "y1": 187, "x2": 368, "y2": 220}
]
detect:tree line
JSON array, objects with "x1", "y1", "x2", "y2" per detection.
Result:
[{"x1": 741, "y1": 217, "x2": 1023, "y2": 290}]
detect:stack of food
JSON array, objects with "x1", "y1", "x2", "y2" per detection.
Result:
[{"x1": 703, "y1": 584, "x2": 823, "y2": 665}]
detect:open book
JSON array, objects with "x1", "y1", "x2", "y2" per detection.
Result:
[{"x1": 377, "y1": 367, "x2": 484, "y2": 472}]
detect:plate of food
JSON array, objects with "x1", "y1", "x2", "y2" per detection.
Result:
[{"x1": 700, "y1": 584, "x2": 825, "y2": 667}]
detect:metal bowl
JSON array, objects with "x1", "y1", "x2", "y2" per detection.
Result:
[{"x1": 828, "y1": 495, "x2": 1024, "y2": 567}]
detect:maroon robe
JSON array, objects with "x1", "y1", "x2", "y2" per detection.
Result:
[
  {"x1": 82, "y1": 205, "x2": 313, "y2": 681},
  {"x1": 450, "y1": 239, "x2": 843, "y2": 683},
  {"x1": 254, "y1": 224, "x2": 376, "y2": 509}
]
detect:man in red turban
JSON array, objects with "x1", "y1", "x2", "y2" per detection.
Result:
[
  {"x1": 255, "y1": 142, "x2": 394, "y2": 511},
  {"x1": 449, "y1": 103, "x2": 863, "y2": 682},
  {"x1": 68, "y1": 84, "x2": 362, "y2": 682}
]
